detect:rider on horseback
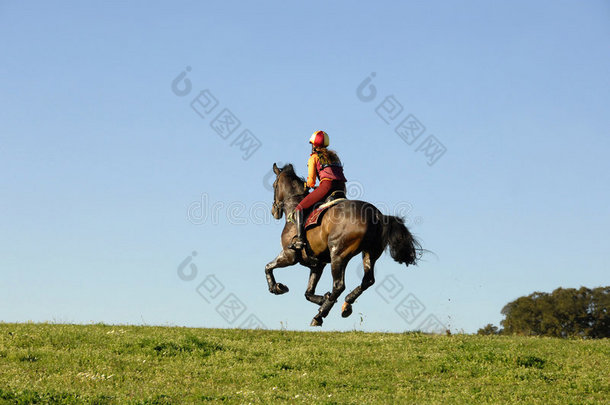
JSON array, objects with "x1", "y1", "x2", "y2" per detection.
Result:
[{"x1": 289, "y1": 130, "x2": 347, "y2": 250}]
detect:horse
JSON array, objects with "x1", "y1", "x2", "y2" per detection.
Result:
[{"x1": 265, "y1": 163, "x2": 421, "y2": 326}]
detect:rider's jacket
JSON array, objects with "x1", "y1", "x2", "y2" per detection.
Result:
[{"x1": 306, "y1": 151, "x2": 347, "y2": 188}]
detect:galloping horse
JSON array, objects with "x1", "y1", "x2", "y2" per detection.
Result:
[{"x1": 265, "y1": 163, "x2": 421, "y2": 326}]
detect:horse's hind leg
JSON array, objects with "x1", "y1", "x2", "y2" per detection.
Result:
[
  {"x1": 311, "y1": 253, "x2": 350, "y2": 326},
  {"x1": 305, "y1": 263, "x2": 326, "y2": 305},
  {"x1": 342, "y1": 251, "x2": 377, "y2": 318}
]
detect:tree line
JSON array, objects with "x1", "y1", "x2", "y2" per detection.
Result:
[{"x1": 478, "y1": 286, "x2": 609, "y2": 338}]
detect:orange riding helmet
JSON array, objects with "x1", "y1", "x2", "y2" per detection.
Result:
[{"x1": 309, "y1": 130, "x2": 330, "y2": 148}]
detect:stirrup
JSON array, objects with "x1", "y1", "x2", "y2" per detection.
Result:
[{"x1": 289, "y1": 238, "x2": 306, "y2": 250}]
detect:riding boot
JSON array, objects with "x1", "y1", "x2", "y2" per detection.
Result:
[{"x1": 290, "y1": 210, "x2": 306, "y2": 250}]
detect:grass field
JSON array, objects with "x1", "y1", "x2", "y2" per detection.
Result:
[{"x1": 0, "y1": 323, "x2": 608, "y2": 404}]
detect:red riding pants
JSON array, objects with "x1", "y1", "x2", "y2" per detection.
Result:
[{"x1": 295, "y1": 180, "x2": 346, "y2": 212}]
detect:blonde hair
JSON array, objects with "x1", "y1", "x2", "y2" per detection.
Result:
[{"x1": 314, "y1": 147, "x2": 341, "y2": 165}]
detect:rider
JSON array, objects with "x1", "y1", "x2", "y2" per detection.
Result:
[{"x1": 289, "y1": 130, "x2": 347, "y2": 250}]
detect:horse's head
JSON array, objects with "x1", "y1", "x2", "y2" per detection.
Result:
[
  {"x1": 271, "y1": 162, "x2": 306, "y2": 220},
  {"x1": 271, "y1": 163, "x2": 285, "y2": 219}
]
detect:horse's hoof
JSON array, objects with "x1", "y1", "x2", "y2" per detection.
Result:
[
  {"x1": 271, "y1": 283, "x2": 289, "y2": 295},
  {"x1": 341, "y1": 302, "x2": 353, "y2": 318},
  {"x1": 310, "y1": 317, "x2": 323, "y2": 327}
]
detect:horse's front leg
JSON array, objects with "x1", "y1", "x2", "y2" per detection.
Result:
[
  {"x1": 265, "y1": 249, "x2": 297, "y2": 295},
  {"x1": 304, "y1": 263, "x2": 326, "y2": 305}
]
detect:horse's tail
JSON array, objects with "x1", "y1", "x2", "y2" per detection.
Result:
[{"x1": 381, "y1": 215, "x2": 420, "y2": 267}]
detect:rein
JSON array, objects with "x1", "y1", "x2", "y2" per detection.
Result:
[{"x1": 274, "y1": 192, "x2": 307, "y2": 217}]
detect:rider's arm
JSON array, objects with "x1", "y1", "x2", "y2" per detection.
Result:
[{"x1": 306, "y1": 154, "x2": 318, "y2": 188}]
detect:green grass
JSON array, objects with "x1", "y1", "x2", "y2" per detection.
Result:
[{"x1": 0, "y1": 323, "x2": 608, "y2": 404}]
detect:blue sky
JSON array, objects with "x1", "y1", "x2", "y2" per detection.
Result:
[{"x1": 1, "y1": 1, "x2": 609, "y2": 333}]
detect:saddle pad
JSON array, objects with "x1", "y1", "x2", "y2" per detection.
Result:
[{"x1": 304, "y1": 198, "x2": 346, "y2": 230}]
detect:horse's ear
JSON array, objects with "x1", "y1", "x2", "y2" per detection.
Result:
[
  {"x1": 273, "y1": 163, "x2": 280, "y2": 175},
  {"x1": 286, "y1": 163, "x2": 294, "y2": 172}
]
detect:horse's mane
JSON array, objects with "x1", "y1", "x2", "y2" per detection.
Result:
[
  {"x1": 280, "y1": 163, "x2": 304, "y2": 182},
  {"x1": 280, "y1": 163, "x2": 308, "y2": 196}
]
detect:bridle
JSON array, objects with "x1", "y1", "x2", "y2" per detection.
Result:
[
  {"x1": 272, "y1": 175, "x2": 307, "y2": 216},
  {"x1": 272, "y1": 177, "x2": 283, "y2": 215},
  {"x1": 272, "y1": 199, "x2": 284, "y2": 214}
]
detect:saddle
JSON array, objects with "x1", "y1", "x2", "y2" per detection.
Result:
[{"x1": 304, "y1": 190, "x2": 347, "y2": 230}]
